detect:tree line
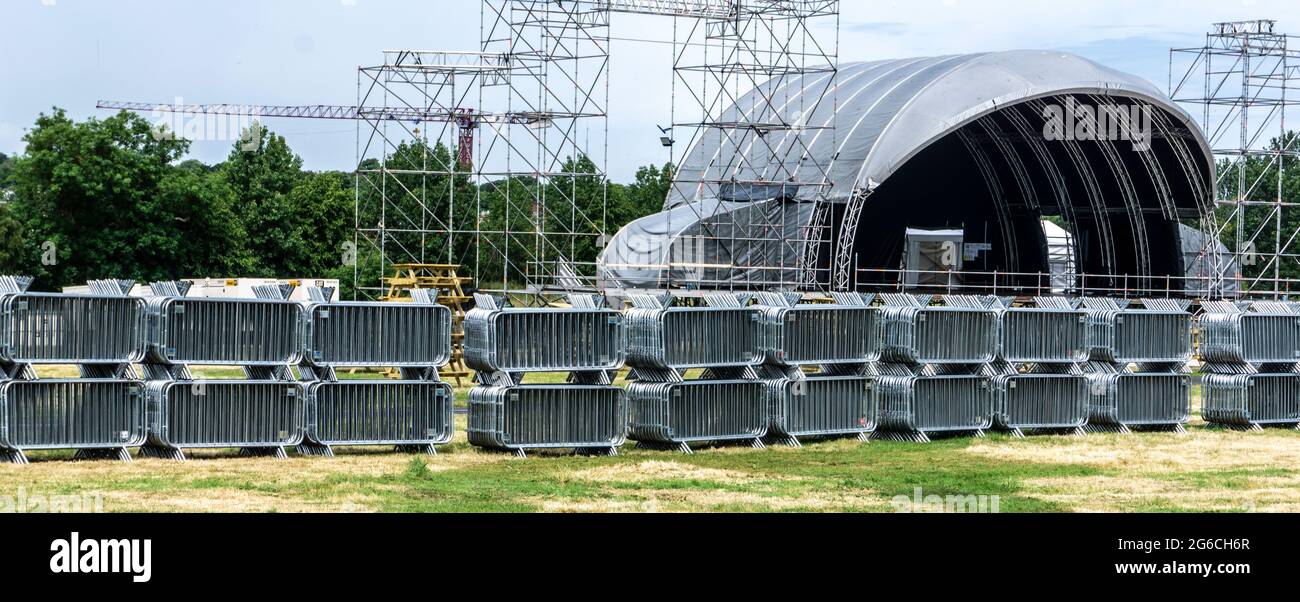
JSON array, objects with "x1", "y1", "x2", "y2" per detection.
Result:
[{"x1": 0, "y1": 109, "x2": 673, "y2": 297}]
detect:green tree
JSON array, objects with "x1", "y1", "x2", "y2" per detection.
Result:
[
  {"x1": 0, "y1": 151, "x2": 13, "y2": 190},
  {"x1": 615, "y1": 162, "x2": 674, "y2": 226},
  {"x1": 8, "y1": 109, "x2": 244, "y2": 289},
  {"x1": 219, "y1": 124, "x2": 305, "y2": 277},
  {"x1": 0, "y1": 203, "x2": 24, "y2": 273}
]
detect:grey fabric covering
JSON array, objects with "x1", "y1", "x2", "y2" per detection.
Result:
[{"x1": 600, "y1": 50, "x2": 1214, "y2": 291}]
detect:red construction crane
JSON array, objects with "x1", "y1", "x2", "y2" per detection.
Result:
[{"x1": 97, "y1": 100, "x2": 489, "y2": 168}]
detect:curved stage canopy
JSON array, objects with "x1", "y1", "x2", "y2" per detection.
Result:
[{"x1": 599, "y1": 50, "x2": 1215, "y2": 294}]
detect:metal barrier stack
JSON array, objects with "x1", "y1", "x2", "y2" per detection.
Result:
[
  {"x1": 1200, "y1": 301, "x2": 1300, "y2": 430},
  {"x1": 625, "y1": 294, "x2": 766, "y2": 454},
  {"x1": 299, "y1": 288, "x2": 455, "y2": 456},
  {"x1": 1083, "y1": 299, "x2": 1192, "y2": 434},
  {"x1": 141, "y1": 282, "x2": 306, "y2": 461},
  {"x1": 0, "y1": 278, "x2": 147, "y2": 464},
  {"x1": 873, "y1": 295, "x2": 998, "y2": 443},
  {"x1": 754, "y1": 292, "x2": 878, "y2": 447},
  {"x1": 989, "y1": 297, "x2": 1091, "y2": 438},
  {"x1": 465, "y1": 294, "x2": 628, "y2": 457}
]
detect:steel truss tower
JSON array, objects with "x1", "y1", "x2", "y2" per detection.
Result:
[
  {"x1": 1172, "y1": 19, "x2": 1300, "y2": 299},
  {"x1": 357, "y1": 1, "x2": 839, "y2": 296}
]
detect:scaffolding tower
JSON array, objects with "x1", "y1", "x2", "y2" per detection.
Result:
[
  {"x1": 1171, "y1": 19, "x2": 1300, "y2": 299},
  {"x1": 355, "y1": 1, "x2": 839, "y2": 297}
]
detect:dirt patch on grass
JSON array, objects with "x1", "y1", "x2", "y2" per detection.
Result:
[
  {"x1": 1021, "y1": 474, "x2": 1300, "y2": 513},
  {"x1": 101, "y1": 488, "x2": 377, "y2": 513},
  {"x1": 964, "y1": 430, "x2": 1300, "y2": 472},
  {"x1": 571, "y1": 461, "x2": 769, "y2": 485}
]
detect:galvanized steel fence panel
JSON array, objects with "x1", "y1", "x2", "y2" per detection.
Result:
[
  {"x1": 1203, "y1": 374, "x2": 1300, "y2": 426},
  {"x1": 0, "y1": 380, "x2": 146, "y2": 451},
  {"x1": 146, "y1": 297, "x2": 304, "y2": 366},
  {"x1": 1087, "y1": 373, "x2": 1189, "y2": 427},
  {"x1": 880, "y1": 307, "x2": 998, "y2": 365},
  {"x1": 759, "y1": 306, "x2": 879, "y2": 366},
  {"x1": 765, "y1": 376, "x2": 875, "y2": 438},
  {"x1": 146, "y1": 381, "x2": 305, "y2": 449},
  {"x1": 467, "y1": 385, "x2": 628, "y2": 451},
  {"x1": 627, "y1": 380, "x2": 767, "y2": 443},
  {"x1": 999, "y1": 308, "x2": 1089, "y2": 364},
  {"x1": 1199, "y1": 313, "x2": 1300, "y2": 365},
  {"x1": 464, "y1": 308, "x2": 625, "y2": 373},
  {"x1": 305, "y1": 302, "x2": 452, "y2": 368},
  {"x1": 626, "y1": 307, "x2": 762, "y2": 370},
  {"x1": 874, "y1": 375, "x2": 994, "y2": 433},
  {"x1": 307, "y1": 381, "x2": 454, "y2": 447},
  {"x1": 992, "y1": 374, "x2": 1089, "y2": 431},
  {"x1": 1087, "y1": 310, "x2": 1191, "y2": 364},
  {"x1": 0, "y1": 294, "x2": 146, "y2": 364}
]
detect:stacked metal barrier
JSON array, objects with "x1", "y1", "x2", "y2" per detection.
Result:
[
  {"x1": 1200, "y1": 301, "x2": 1300, "y2": 430},
  {"x1": 989, "y1": 297, "x2": 1091, "y2": 438},
  {"x1": 299, "y1": 287, "x2": 455, "y2": 456},
  {"x1": 625, "y1": 294, "x2": 766, "y2": 454},
  {"x1": 0, "y1": 278, "x2": 147, "y2": 464},
  {"x1": 755, "y1": 292, "x2": 878, "y2": 447},
  {"x1": 873, "y1": 295, "x2": 998, "y2": 443},
  {"x1": 140, "y1": 282, "x2": 306, "y2": 461},
  {"x1": 1083, "y1": 299, "x2": 1192, "y2": 433},
  {"x1": 465, "y1": 294, "x2": 628, "y2": 457}
]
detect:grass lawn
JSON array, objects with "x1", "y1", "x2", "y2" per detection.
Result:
[{"x1": 4, "y1": 370, "x2": 1299, "y2": 513}]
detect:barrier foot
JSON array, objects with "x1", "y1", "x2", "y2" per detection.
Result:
[
  {"x1": 634, "y1": 441, "x2": 693, "y2": 454},
  {"x1": 872, "y1": 431, "x2": 931, "y2": 444},
  {"x1": 395, "y1": 444, "x2": 437, "y2": 456},
  {"x1": 0, "y1": 449, "x2": 29, "y2": 465},
  {"x1": 298, "y1": 442, "x2": 335, "y2": 458},
  {"x1": 973, "y1": 429, "x2": 987, "y2": 439},
  {"x1": 857, "y1": 432, "x2": 871, "y2": 443},
  {"x1": 764, "y1": 435, "x2": 801, "y2": 448},
  {"x1": 1007, "y1": 428, "x2": 1026, "y2": 439},
  {"x1": 512, "y1": 449, "x2": 529, "y2": 459},
  {"x1": 575, "y1": 447, "x2": 619, "y2": 457},
  {"x1": 139, "y1": 445, "x2": 186, "y2": 462},
  {"x1": 73, "y1": 448, "x2": 132, "y2": 463},
  {"x1": 239, "y1": 447, "x2": 288, "y2": 460},
  {"x1": 749, "y1": 438, "x2": 767, "y2": 450},
  {"x1": 1084, "y1": 424, "x2": 1131, "y2": 435}
]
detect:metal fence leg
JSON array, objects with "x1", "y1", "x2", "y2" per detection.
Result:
[
  {"x1": 512, "y1": 449, "x2": 529, "y2": 459},
  {"x1": 395, "y1": 444, "x2": 437, "y2": 456},
  {"x1": 298, "y1": 441, "x2": 336, "y2": 458},
  {"x1": 748, "y1": 438, "x2": 767, "y2": 450},
  {"x1": 856, "y1": 432, "x2": 871, "y2": 443},
  {"x1": 0, "y1": 449, "x2": 29, "y2": 465},
  {"x1": 575, "y1": 447, "x2": 618, "y2": 457},
  {"x1": 140, "y1": 445, "x2": 186, "y2": 462},
  {"x1": 1083, "y1": 423, "x2": 1132, "y2": 435},
  {"x1": 73, "y1": 448, "x2": 132, "y2": 463},
  {"x1": 764, "y1": 434, "x2": 801, "y2": 448},
  {"x1": 239, "y1": 447, "x2": 288, "y2": 460}
]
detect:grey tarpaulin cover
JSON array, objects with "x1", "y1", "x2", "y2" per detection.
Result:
[{"x1": 600, "y1": 50, "x2": 1215, "y2": 290}]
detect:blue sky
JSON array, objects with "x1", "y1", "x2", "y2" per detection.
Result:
[{"x1": 2, "y1": 0, "x2": 1298, "y2": 181}]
